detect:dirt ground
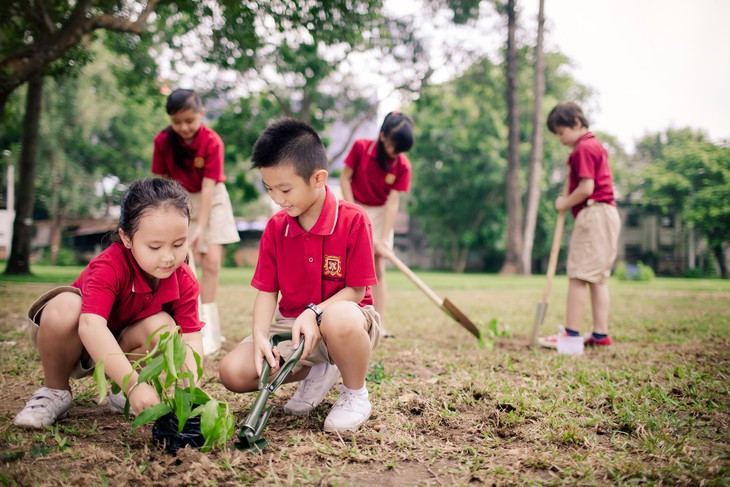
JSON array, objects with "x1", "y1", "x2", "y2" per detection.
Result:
[{"x1": 1, "y1": 278, "x2": 729, "y2": 485}]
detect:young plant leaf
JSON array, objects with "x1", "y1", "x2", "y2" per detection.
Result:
[
  {"x1": 93, "y1": 362, "x2": 107, "y2": 404},
  {"x1": 173, "y1": 387, "x2": 191, "y2": 433},
  {"x1": 164, "y1": 336, "x2": 178, "y2": 382},
  {"x1": 132, "y1": 402, "x2": 172, "y2": 430},
  {"x1": 137, "y1": 355, "x2": 165, "y2": 384}
]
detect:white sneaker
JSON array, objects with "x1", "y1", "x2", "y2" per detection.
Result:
[
  {"x1": 107, "y1": 389, "x2": 135, "y2": 415},
  {"x1": 13, "y1": 387, "x2": 73, "y2": 429},
  {"x1": 283, "y1": 363, "x2": 340, "y2": 415},
  {"x1": 324, "y1": 386, "x2": 372, "y2": 432}
]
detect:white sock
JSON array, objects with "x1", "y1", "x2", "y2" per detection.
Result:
[
  {"x1": 305, "y1": 362, "x2": 327, "y2": 380},
  {"x1": 343, "y1": 385, "x2": 368, "y2": 397}
]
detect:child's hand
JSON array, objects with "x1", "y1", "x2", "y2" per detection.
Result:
[
  {"x1": 253, "y1": 336, "x2": 280, "y2": 378},
  {"x1": 292, "y1": 312, "x2": 321, "y2": 361},
  {"x1": 129, "y1": 382, "x2": 160, "y2": 413},
  {"x1": 555, "y1": 195, "x2": 569, "y2": 211},
  {"x1": 189, "y1": 227, "x2": 204, "y2": 253}
]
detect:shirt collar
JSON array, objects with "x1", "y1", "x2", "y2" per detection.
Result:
[
  {"x1": 576, "y1": 131, "x2": 594, "y2": 146},
  {"x1": 285, "y1": 186, "x2": 339, "y2": 238}
]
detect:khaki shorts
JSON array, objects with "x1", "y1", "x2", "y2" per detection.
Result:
[
  {"x1": 357, "y1": 202, "x2": 394, "y2": 250},
  {"x1": 243, "y1": 304, "x2": 381, "y2": 374},
  {"x1": 26, "y1": 286, "x2": 131, "y2": 379},
  {"x1": 188, "y1": 182, "x2": 240, "y2": 254},
  {"x1": 567, "y1": 203, "x2": 621, "y2": 284}
]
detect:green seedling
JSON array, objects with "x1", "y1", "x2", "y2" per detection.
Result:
[{"x1": 93, "y1": 325, "x2": 234, "y2": 452}]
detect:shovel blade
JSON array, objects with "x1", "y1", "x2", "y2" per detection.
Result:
[{"x1": 442, "y1": 298, "x2": 481, "y2": 339}]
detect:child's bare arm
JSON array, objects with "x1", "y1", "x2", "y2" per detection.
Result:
[
  {"x1": 78, "y1": 313, "x2": 161, "y2": 411},
  {"x1": 340, "y1": 166, "x2": 355, "y2": 203},
  {"x1": 556, "y1": 178, "x2": 595, "y2": 211}
]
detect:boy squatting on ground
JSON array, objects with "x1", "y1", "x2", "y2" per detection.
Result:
[
  {"x1": 219, "y1": 118, "x2": 382, "y2": 433},
  {"x1": 539, "y1": 102, "x2": 621, "y2": 348}
]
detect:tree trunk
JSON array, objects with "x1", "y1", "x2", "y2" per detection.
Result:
[
  {"x1": 5, "y1": 75, "x2": 44, "y2": 275},
  {"x1": 711, "y1": 243, "x2": 728, "y2": 279},
  {"x1": 500, "y1": 0, "x2": 523, "y2": 275},
  {"x1": 49, "y1": 152, "x2": 63, "y2": 265},
  {"x1": 520, "y1": 0, "x2": 546, "y2": 275}
]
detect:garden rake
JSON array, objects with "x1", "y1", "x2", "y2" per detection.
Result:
[{"x1": 375, "y1": 242, "x2": 481, "y2": 340}]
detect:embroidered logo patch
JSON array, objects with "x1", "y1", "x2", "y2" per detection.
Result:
[
  {"x1": 323, "y1": 255, "x2": 343, "y2": 279},
  {"x1": 385, "y1": 173, "x2": 396, "y2": 185},
  {"x1": 194, "y1": 157, "x2": 205, "y2": 168}
]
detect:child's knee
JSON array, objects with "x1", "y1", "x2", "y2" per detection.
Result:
[
  {"x1": 219, "y1": 350, "x2": 257, "y2": 393},
  {"x1": 40, "y1": 293, "x2": 82, "y2": 333},
  {"x1": 320, "y1": 302, "x2": 367, "y2": 339}
]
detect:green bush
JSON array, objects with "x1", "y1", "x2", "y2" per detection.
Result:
[
  {"x1": 615, "y1": 261, "x2": 654, "y2": 281},
  {"x1": 35, "y1": 247, "x2": 79, "y2": 266}
]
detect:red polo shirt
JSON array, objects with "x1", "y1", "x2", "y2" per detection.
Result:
[
  {"x1": 344, "y1": 139, "x2": 412, "y2": 206},
  {"x1": 151, "y1": 125, "x2": 226, "y2": 193},
  {"x1": 72, "y1": 242, "x2": 202, "y2": 334},
  {"x1": 252, "y1": 186, "x2": 377, "y2": 318},
  {"x1": 568, "y1": 132, "x2": 616, "y2": 218}
]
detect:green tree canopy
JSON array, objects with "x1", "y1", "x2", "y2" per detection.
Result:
[{"x1": 639, "y1": 129, "x2": 730, "y2": 277}]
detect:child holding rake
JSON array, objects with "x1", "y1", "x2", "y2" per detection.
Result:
[{"x1": 340, "y1": 111, "x2": 414, "y2": 337}]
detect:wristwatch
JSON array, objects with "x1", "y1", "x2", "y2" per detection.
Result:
[{"x1": 306, "y1": 303, "x2": 323, "y2": 325}]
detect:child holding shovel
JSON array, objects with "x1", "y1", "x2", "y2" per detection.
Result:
[{"x1": 538, "y1": 102, "x2": 621, "y2": 348}]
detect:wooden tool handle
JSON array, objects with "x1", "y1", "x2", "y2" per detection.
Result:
[
  {"x1": 541, "y1": 210, "x2": 566, "y2": 303},
  {"x1": 375, "y1": 242, "x2": 444, "y2": 307},
  {"x1": 542, "y1": 175, "x2": 571, "y2": 303}
]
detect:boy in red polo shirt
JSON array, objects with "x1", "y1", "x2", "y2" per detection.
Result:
[
  {"x1": 538, "y1": 102, "x2": 621, "y2": 348},
  {"x1": 14, "y1": 179, "x2": 204, "y2": 429},
  {"x1": 219, "y1": 118, "x2": 381, "y2": 433}
]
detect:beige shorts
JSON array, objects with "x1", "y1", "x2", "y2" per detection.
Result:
[
  {"x1": 357, "y1": 202, "x2": 394, "y2": 250},
  {"x1": 188, "y1": 182, "x2": 240, "y2": 254},
  {"x1": 26, "y1": 286, "x2": 127, "y2": 379},
  {"x1": 567, "y1": 203, "x2": 621, "y2": 284},
  {"x1": 243, "y1": 304, "x2": 381, "y2": 374}
]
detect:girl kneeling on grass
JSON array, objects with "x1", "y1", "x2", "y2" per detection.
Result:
[{"x1": 14, "y1": 179, "x2": 204, "y2": 429}]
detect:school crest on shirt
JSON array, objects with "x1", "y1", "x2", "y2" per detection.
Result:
[
  {"x1": 384, "y1": 172, "x2": 396, "y2": 185},
  {"x1": 323, "y1": 255, "x2": 343, "y2": 279},
  {"x1": 194, "y1": 156, "x2": 205, "y2": 169}
]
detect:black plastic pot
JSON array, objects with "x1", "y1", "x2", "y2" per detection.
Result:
[{"x1": 152, "y1": 413, "x2": 205, "y2": 454}]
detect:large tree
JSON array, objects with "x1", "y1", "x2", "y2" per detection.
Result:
[
  {"x1": 1, "y1": 0, "x2": 398, "y2": 274},
  {"x1": 519, "y1": 0, "x2": 545, "y2": 275},
  {"x1": 499, "y1": 0, "x2": 522, "y2": 274},
  {"x1": 639, "y1": 129, "x2": 730, "y2": 278}
]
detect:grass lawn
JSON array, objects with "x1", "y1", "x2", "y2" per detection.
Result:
[{"x1": 1, "y1": 266, "x2": 728, "y2": 485}]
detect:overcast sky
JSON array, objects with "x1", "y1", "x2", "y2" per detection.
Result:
[{"x1": 385, "y1": 0, "x2": 730, "y2": 152}]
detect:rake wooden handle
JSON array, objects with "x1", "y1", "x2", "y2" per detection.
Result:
[
  {"x1": 541, "y1": 209, "x2": 566, "y2": 303},
  {"x1": 375, "y1": 242, "x2": 444, "y2": 307}
]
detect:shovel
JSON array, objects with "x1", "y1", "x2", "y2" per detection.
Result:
[
  {"x1": 530, "y1": 177, "x2": 570, "y2": 347},
  {"x1": 375, "y1": 242, "x2": 481, "y2": 340}
]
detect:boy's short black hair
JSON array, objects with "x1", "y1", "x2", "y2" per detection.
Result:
[
  {"x1": 251, "y1": 118, "x2": 328, "y2": 179},
  {"x1": 547, "y1": 102, "x2": 590, "y2": 133}
]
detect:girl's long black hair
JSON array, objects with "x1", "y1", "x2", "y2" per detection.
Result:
[
  {"x1": 376, "y1": 111, "x2": 414, "y2": 171},
  {"x1": 165, "y1": 89, "x2": 203, "y2": 169}
]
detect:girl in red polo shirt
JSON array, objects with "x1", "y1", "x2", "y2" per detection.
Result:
[
  {"x1": 152, "y1": 89, "x2": 240, "y2": 356},
  {"x1": 14, "y1": 179, "x2": 204, "y2": 429},
  {"x1": 340, "y1": 111, "x2": 414, "y2": 337}
]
